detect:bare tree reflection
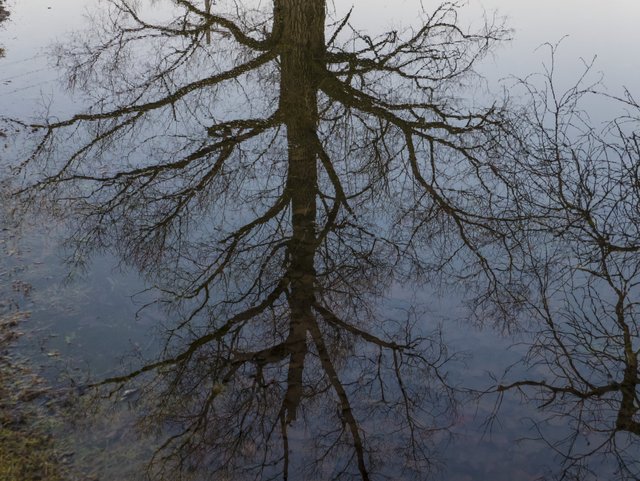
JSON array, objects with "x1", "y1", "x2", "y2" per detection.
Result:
[
  {"x1": 488, "y1": 47, "x2": 640, "y2": 480},
  {"x1": 10, "y1": 0, "x2": 520, "y2": 479},
  {"x1": 85, "y1": 136, "x2": 459, "y2": 479},
  {"x1": 16, "y1": 0, "x2": 518, "y2": 309},
  {"x1": 94, "y1": 170, "x2": 456, "y2": 480}
]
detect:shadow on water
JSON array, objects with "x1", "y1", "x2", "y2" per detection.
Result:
[{"x1": 2, "y1": 0, "x2": 640, "y2": 480}]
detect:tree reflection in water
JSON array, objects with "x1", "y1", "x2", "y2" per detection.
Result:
[
  {"x1": 486, "y1": 48, "x2": 640, "y2": 480},
  {"x1": 9, "y1": 1, "x2": 640, "y2": 480},
  {"x1": 97, "y1": 188, "x2": 456, "y2": 480},
  {"x1": 15, "y1": 0, "x2": 514, "y2": 478}
]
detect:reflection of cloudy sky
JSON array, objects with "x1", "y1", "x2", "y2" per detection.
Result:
[
  {"x1": 1, "y1": 0, "x2": 638, "y2": 117},
  {"x1": 344, "y1": 0, "x2": 640, "y2": 94}
]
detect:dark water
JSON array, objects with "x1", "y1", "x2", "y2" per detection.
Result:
[{"x1": 1, "y1": 1, "x2": 639, "y2": 480}]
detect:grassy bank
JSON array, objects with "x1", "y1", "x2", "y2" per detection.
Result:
[{"x1": 0, "y1": 310, "x2": 68, "y2": 481}]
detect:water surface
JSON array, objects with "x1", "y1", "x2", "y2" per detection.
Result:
[{"x1": 1, "y1": 1, "x2": 639, "y2": 480}]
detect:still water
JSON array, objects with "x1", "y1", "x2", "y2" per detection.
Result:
[{"x1": 1, "y1": 1, "x2": 639, "y2": 480}]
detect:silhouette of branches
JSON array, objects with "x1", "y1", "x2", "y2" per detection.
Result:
[
  {"x1": 10, "y1": 2, "x2": 514, "y2": 478},
  {"x1": 485, "y1": 45, "x2": 640, "y2": 480}
]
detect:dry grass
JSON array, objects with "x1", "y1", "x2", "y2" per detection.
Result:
[{"x1": 0, "y1": 312, "x2": 67, "y2": 481}]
